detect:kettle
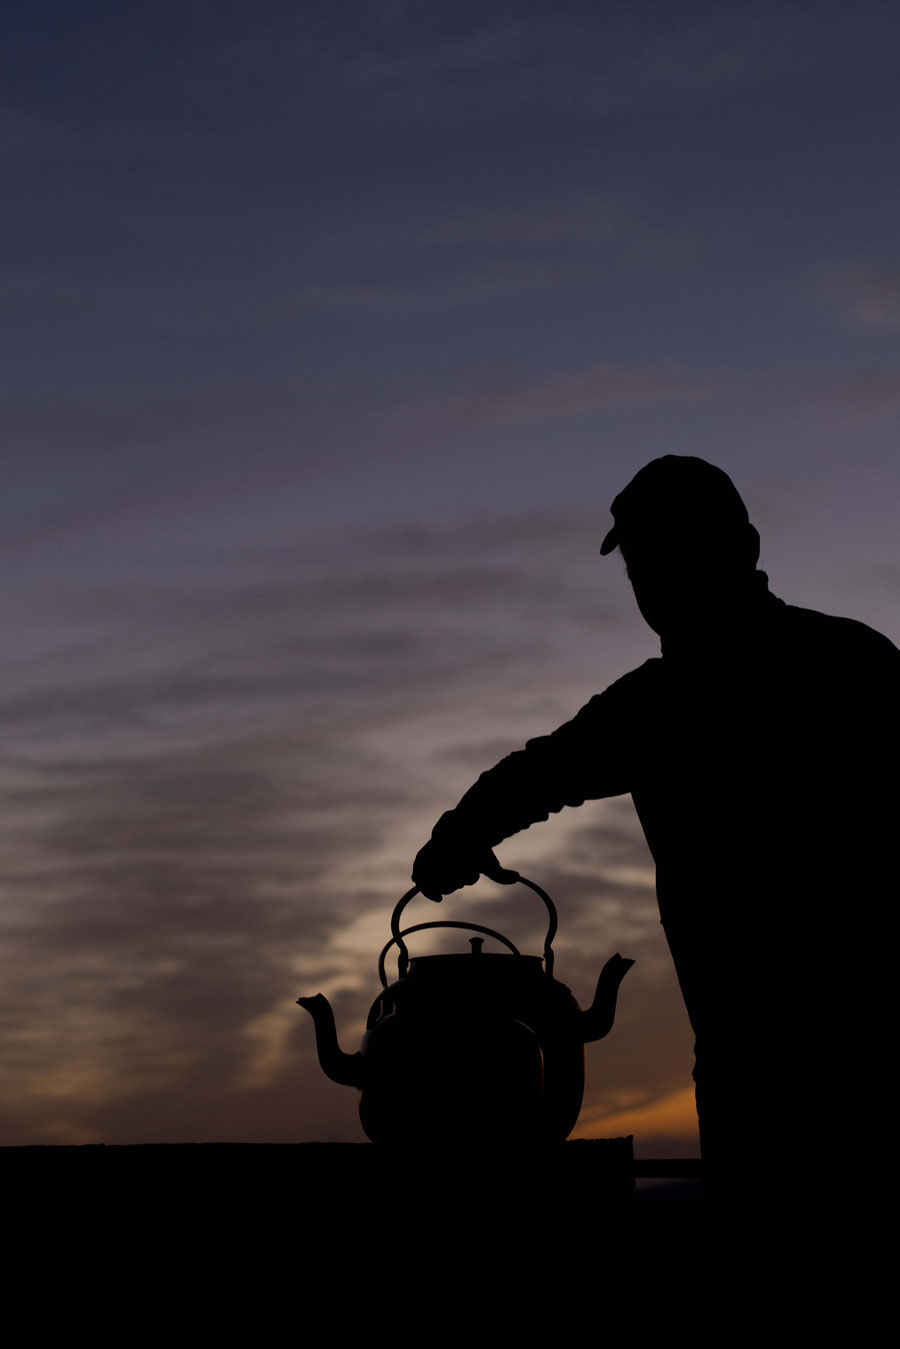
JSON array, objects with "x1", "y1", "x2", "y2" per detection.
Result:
[{"x1": 298, "y1": 876, "x2": 633, "y2": 1144}]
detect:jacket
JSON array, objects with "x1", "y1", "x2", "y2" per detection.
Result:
[{"x1": 424, "y1": 577, "x2": 900, "y2": 1169}]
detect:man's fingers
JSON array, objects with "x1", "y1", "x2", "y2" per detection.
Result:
[
  {"x1": 421, "y1": 870, "x2": 479, "y2": 900},
  {"x1": 412, "y1": 841, "x2": 518, "y2": 902},
  {"x1": 481, "y1": 852, "x2": 520, "y2": 886}
]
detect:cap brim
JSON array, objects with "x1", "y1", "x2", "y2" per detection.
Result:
[{"x1": 599, "y1": 526, "x2": 618, "y2": 556}]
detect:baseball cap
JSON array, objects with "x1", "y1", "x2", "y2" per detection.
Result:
[{"x1": 600, "y1": 456, "x2": 751, "y2": 556}]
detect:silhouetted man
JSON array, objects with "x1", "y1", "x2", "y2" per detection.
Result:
[{"x1": 413, "y1": 457, "x2": 899, "y2": 1194}]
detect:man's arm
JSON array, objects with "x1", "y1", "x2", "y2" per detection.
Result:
[{"x1": 412, "y1": 665, "x2": 652, "y2": 900}]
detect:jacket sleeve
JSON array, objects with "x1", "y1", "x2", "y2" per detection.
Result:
[{"x1": 432, "y1": 661, "x2": 656, "y2": 850}]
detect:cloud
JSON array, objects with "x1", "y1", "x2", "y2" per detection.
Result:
[
  {"x1": 374, "y1": 363, "x2": 721, "y2": 454},
  {"x1": 0, "y1": 724, "x2": 406, "y2": 1144},
  {"x1": 419, "y1": 197, "x2": 639, "y2": 250},
  {"x1": 0, "y1": 192, "x2": 677, "y2": 328},
  {"x1": 0, "y1": 107, "x2": 160, "y2": 165},
  {"x1": 824, "y1": 263, "x2": 900, "y2": 331},
  {"x1": 847, "y1": 564, "x2": 900, "y2": 596},
  {"x1": 268, "y1": 259, "x2": 612, "y2": 318},
  {"x1": 377, "y1": 359, "x2": 900, "y2": 455},
  {"x1": 206, "y1": 1, "x2": 900, "y2": 123}
]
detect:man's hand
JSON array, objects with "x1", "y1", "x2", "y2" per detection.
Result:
[{"x1": 412, "y1": 833, "x2": 520, "y2": 903}]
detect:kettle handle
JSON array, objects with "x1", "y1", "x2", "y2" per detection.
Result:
[
  {"x1": 389, "y1": 875, "x2": 558, "y2": 981},
  {"x1": 377, "y1": 920, "x2": 522, "y2": 988}
]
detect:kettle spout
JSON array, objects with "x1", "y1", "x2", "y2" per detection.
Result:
[
  {"x1": 581, "y1": 953, "x2": 635, "y2": 1044},
  {"x1": 297, "y1": 993, "x2": 364, "y2": 1089}
]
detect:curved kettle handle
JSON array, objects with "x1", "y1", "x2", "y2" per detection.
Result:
[
  {"x1": 389, "y1": 875, "x2": 558, "y2": 981},
  {"x1": 377, "y1": 920, "x2": 522, "y2": 988}
]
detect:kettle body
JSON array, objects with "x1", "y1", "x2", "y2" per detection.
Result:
[{"x1": 299, "y1": 877, "x2": 633, "y2": 1144}]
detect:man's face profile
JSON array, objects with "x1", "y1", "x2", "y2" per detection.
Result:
[{"x1": 619, "y1": 520, "x2": 748, "y2": 638}]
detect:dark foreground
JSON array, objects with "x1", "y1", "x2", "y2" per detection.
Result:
[{"x1": 3, "y1": 1141, "x2": 884, "y2": 1335}]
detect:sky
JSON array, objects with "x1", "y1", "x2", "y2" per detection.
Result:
[{"x1": 2, "y1": 0, "x2": 899, "y2": 1153}]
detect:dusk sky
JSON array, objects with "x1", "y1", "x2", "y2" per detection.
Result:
[{"x1": 3, "y1": 1, "x2": 899, "y2": 1152}]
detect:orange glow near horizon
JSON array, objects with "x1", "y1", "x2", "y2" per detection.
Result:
[{"x1": 572, "y1": 1087, "x2": 700, "y2": 1154}]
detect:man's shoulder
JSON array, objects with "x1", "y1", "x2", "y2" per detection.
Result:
[
  {"x1": 576, "y1": 657, "x2": 664, "y2": 717},
  {"x1": 779, "y1": 600, "x2": 900, "y2": 662}
]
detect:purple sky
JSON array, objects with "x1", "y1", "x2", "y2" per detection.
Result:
[{"x1": 3, "y1": 1, "x2": 899, "y2": 1151}]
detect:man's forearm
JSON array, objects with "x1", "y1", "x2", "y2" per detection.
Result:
[
  {"x1": 413, "y1": 676, "x2": 639, "y2": 898},
  {"x1": 433, "y1": 743, "x2": 580, "y2": 849},
  {"x1": 413, "y1": 743, "x2": 584, "y2": 899}
]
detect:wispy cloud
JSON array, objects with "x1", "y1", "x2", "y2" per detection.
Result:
[
  {"x1": 382, "y1": 359, "x2": 900, "y2": 448},
  {"x1": 823, "y1": 262, "x2": 900, "y2": 331},
  {"x1": 269, "y1": 260, "x2": 611, "y2": 317},
  {"x1": 206, "y1": 1, "x2": 900, "y2": 121},
  {"x1": 0, "y1": 507, "x2": 649, "y2": 1143}
]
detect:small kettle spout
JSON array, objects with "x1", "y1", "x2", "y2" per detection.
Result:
[
  {"x1": 581, "y1": 953, "x2": 635, "y2": 1044},
  {"x1": 297, "y1": 993, "x2": 364, "y2": 1088}
]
